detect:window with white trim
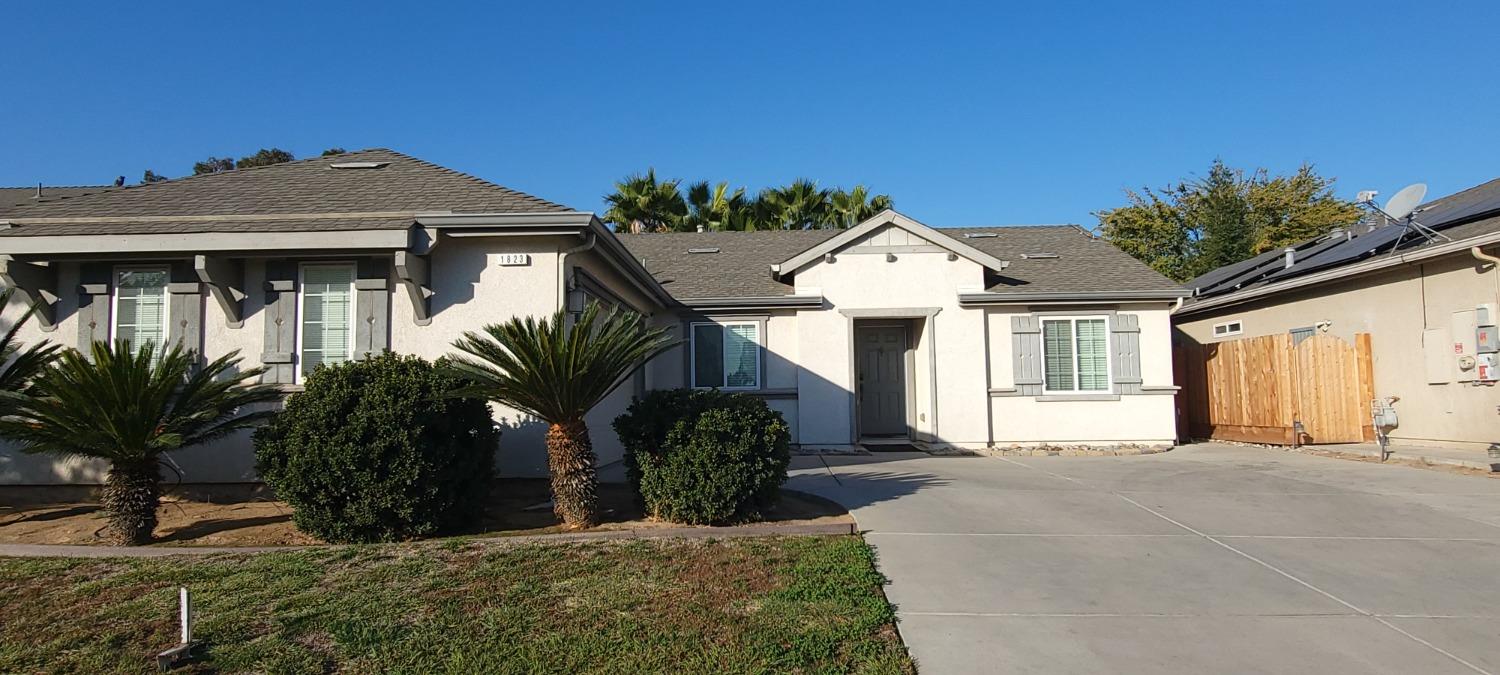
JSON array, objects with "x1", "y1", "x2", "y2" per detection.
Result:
[
  {"x1": 691, "y1": 322, "x2": 759, "y2": 389},
  {"x1": 111, "y1": 266, "x2": 170, "y2": 356},
  {"x1": 297, "y1": 263, "x2": 356, "y2": 380},
  {"x1": 1041, "y1": 317, "x2": 1110, "y2": 393},
  {"x1": 1212, "y1": 320, "x2": 1243, "y2": 338}
]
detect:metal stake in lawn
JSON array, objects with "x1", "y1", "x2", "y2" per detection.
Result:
[{"x1": 156, "y1": 586, "x2": 197, "y2": 671}]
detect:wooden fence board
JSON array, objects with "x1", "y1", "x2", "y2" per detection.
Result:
[{"x1": 1175, "y1": 332, "x2": 1371, "y2": 445}]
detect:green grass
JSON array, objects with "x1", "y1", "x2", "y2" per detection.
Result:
[{"x1": 0, "y1": 536, "x2": 911, "y2": 674}]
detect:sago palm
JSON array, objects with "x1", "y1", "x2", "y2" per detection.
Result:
[
  {"x1": 445, "y1": 302, "x2": 674, "y2": 528},
  {"x1": 0, "y1": 341, "x2": 281, "y2": 544},
  {"x1": 603, "y1": 169, "x2": 688, "y2": 233},
  {"x1": 0, "y1": 288, "x2": 60, "y2": 416}
]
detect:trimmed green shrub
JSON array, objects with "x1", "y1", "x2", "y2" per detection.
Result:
[
  {"x1": 254, "y1": 353, "x2": 498, "y2": 543},
  {"x1": 614, "y1": 389, "x2": 791, "y2": 525}
]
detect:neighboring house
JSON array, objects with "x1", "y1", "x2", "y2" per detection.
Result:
[
  {"x1": 0, "y1": 149, "x2": 1184, "y2": 485},
  {"x1": 1175, "y1": 178, "x2": 1500, "y2": 452},
  {"x1": 623, "y1": 213, "x2": 1184, "y2": 451}
]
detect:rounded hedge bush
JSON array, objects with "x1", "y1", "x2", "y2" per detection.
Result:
[
  {"x1": 615, "y1": 390, "x2": 791, "y2": 525},
  {"x1": 253, "y1": 353, "x2": 498, "y2": 543}
]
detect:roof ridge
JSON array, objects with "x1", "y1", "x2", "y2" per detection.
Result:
[
  {"x1": 1, "y1": 148, "x2": 392, "y2": 211},
  {"x1": 0, "y1": 184, "x2": 112, "y2": 190},
  {"x1": 375, "y1": 149, "x2": 571, "y2": 212}
]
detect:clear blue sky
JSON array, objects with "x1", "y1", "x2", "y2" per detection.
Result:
[{"x1": 3, "y1": 2, "x2": 1497, "y2": 228}]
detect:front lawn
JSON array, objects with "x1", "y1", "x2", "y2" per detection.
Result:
[{"x1": 0, "y1": 536, "x2": 911, "y2": 674}]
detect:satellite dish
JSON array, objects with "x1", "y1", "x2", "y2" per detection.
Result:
[{"x1": 1382, "y1": 183, "x2": 1427, "y2": 220}]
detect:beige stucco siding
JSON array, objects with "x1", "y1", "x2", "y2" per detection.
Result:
[
  {"x1": 0, "y1": 234, "x2": 669, "y2": 484},
  {"x1": 985, "y1": 303, "x2": 1178, "y2": 445},
  {"x1": 1175, "y1": 248, "x2": 1500, "y2": 450}
]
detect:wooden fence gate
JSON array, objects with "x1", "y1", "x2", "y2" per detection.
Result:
[{"x1": 1175, "y1": 333, "x2": 1375, "y2": 445}]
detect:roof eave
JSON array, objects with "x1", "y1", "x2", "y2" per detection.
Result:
[
  {"x1": 772, "y1": 210, "x2": 1011, "y2": 277},
  {"x1": 1176, "y1": 230, "x2": 1500, "y2": 317},
  {"x1": 678, "y1": 294, "x2": 824, "y2": 311},
  {"x1": 959, "y1": 289, "x2": 1186, "y2": 305}
]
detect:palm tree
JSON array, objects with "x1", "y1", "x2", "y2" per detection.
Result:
[
  {"x1": 825, "y1": 185, "x2": 894, "y2": 229},
  {"x1": 684, "y1": 181, "x2": 752, "y2": 232},
  {"x1": 603, "y1": 169, "x2": 688, "y2": 233},
  {"x1": 0, "y1": 342, "x2": 281, "y2": 544},
  {"x1": 0, "y1": 288, "x2": 60, "y2": 416},
  {"x1": 759, "y1": 179, "x2": 831, "y2": 230},
  {"x1": 445, "y1": 302, "x2": 674, "y2": 528}
]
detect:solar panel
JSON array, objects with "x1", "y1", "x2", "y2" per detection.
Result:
[{"x1": 1261, "y1": 225, "x2": 1412, "y2": 282}]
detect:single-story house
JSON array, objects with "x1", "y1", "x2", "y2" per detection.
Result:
[
  {"x1": 0, "y1": 149, "x2": 1184, "y2": 485},
  {"x1": 1174, "y1": 178, "x2": 1500, "y2": 453}
]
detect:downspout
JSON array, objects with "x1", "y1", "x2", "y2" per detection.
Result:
[
  {"x1": 1473, "y1": 246, "x2": 1500, "y2": 295},
  {"x1": 558, "y1": 232, "x2": 597, "y2": 313}
]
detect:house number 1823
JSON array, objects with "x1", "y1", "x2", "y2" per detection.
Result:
[{"x1": 496, "y1": 254, "x2": 531, "y2": 266}]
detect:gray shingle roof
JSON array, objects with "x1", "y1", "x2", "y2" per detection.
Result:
[
  {"x1": 621, "y1": 230, "x2": 839, "y2": 298},
  {"x1": 0, "y1": 185, "x2": 108, "y2": 218},
  {"x1": 947, "y1": 226, "x2": 1184, "y2": 294},
  {"x1": 619, "y1": 225, "x2": 1181, "y2": 300},
  {"x1": 0, "y1": 148, "x2": 569, "y2": 237}
]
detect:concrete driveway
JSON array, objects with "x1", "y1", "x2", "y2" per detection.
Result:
[{"x1": 787, "y1": 443, "x2": 1500, "y2": 674}]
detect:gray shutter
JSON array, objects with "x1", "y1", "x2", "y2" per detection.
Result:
[
  {"x1": 167, "y1": 261, "x2": 203, "y2": 356},
  {"x1": 1110, "y1": 313, "x2": 1142, "y2": 395},
  {"x1": 261, "y1": 261, "x2": 298, "y2": 384},
  {"x1": 354, "y1": 257, "x2": 390, "y2": 359},
  {"x1": 76, "y1": 263, "x2": 112, "y2": 355},
  {"x1": 1010, "y1": 315, "x2": 1044, "y2": 396}
]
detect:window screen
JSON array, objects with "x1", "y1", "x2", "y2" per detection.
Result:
[
  {"x1": 300, "y1": 264, "x2": 355, "y2": 378},
  {"x1": 113, "y1": 268, "x2": 169, "y2": 355},
  {"x1": 1042, "y1": 317, "x2": 1110, "y2": 393},
  {"x1": 692, "y1": 322, "x2": 759, "y2": 389}
]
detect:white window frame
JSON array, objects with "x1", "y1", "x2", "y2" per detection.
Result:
[
  {"x1": 1212, "y1": 320, "x2": 1244, "y2": 338},
  {"x1": 1040, "y1": 315, "x2": 1112, "y2": 394},
  {"x1": 110, "y1": 264, "x2": 171, "y2": 352},
  {"x1": 689, "y1": 321, "x2": 761, "y2": 391},
  {"x1": 294, "y1": 262, "x2": 357, "y2": 384}
]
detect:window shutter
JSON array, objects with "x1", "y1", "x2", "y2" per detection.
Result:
[
  {"x1": 167, "y1": 261, "x2": 203, "y2": 356},
  {"x1": 1010, "y1": 315, "x2": 1043, "y2": 396},
  {"x1": 354, "y1": 257, "x2": 390, "y2": 359},
  {"x1": 1110, "y1": 313, "x2": 1142, "y2": 395},
  {"x1": 76, "y1": 262, "x2": 112, "y2": 355},
  {"x1": 261, "y1": 261, "x2": 298, "y2": 384}
]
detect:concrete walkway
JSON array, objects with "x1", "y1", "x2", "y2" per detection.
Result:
[
  {"x1": 787, "y1": 443, "x2": 1500, "y2": 674},
  {"x1": 1301, "y1": 442, "x2": 1500, "y2": 473}
]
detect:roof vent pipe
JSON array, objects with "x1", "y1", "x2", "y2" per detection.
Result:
[
  {"x1": 696, "y1": 224, "x2": 704, "y2": 233},
  {"x1": 1283, "y1": 247, "x2": 1296, "y2": 269}
]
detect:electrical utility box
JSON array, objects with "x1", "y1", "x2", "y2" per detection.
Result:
[{"x1": 1478, "y1": 353, "x2": 1499, "y2": 382}]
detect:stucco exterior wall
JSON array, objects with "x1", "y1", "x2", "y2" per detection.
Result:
[
  {"x1": 0, "y1": 234, "x2": 668, "y2": 484},
  {"x1": 1175, "y1": 249, "x2": 1500, "y2": 450},
  {"x1": 795, "y1": 248, "x2": 989, "y2": 447},
  {"x1": 984, "y1": 303, "x2": 1177, "y2": 445}
]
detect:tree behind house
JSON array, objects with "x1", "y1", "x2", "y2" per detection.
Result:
[{"x1": 1095, "y1": 159, "x2": 1362, "y2": 281}]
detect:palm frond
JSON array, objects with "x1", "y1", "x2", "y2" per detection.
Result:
[
  {"x1": 0, "y1": 288, "x2": 61, "y2": 403},
  {"x1": 0, "y1": 340, "x2": 281, "y2": 463},
  {"x1": 444, "y1": 302, "x2": 676, "y2": 424}
]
